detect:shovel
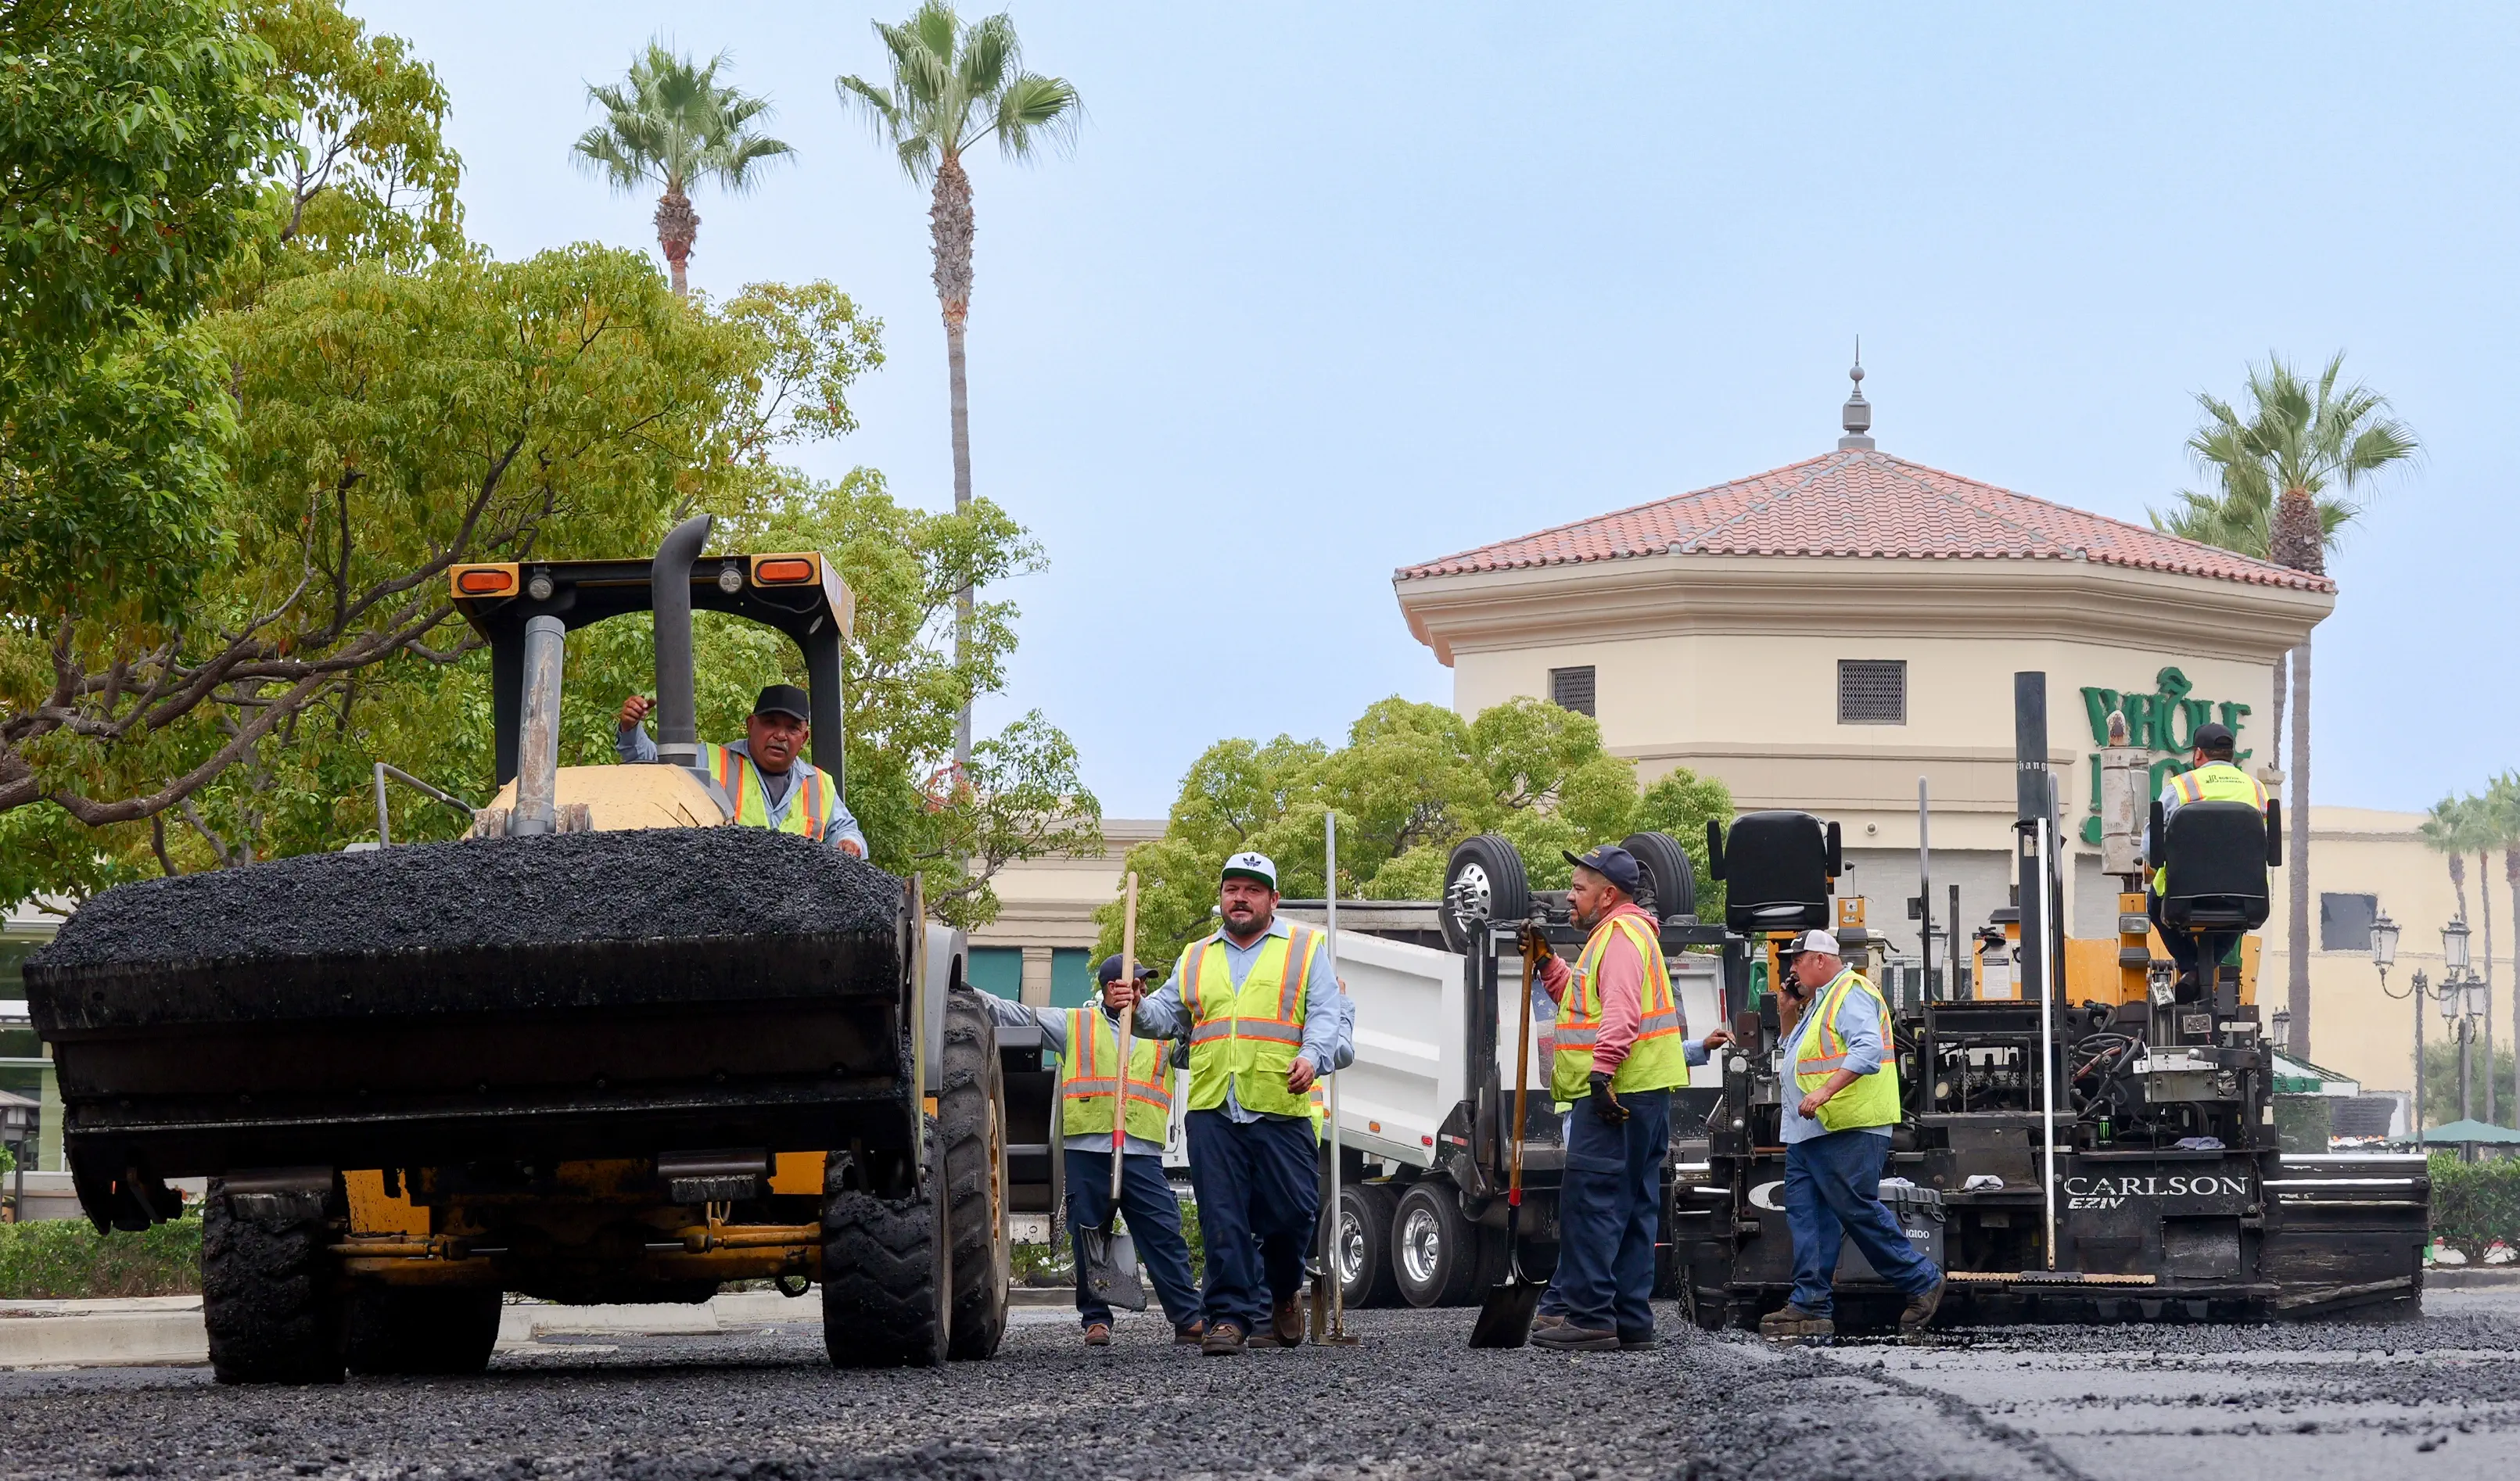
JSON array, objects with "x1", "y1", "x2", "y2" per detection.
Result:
[
  {"x1": 1470, "y1": 931, "x2": 1544, "y2": 1349},
  {"x1": 1079, "y1": 872, "x2": 1148, "y2": 1313}
]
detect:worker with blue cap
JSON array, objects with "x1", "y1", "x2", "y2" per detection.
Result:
[
  {"x1": 976, "y1": 956, "x2": 1203, "y2": 1347},
  {"x1": 1118, "y1": 851, "x2": 1353, "y2": 1354}
]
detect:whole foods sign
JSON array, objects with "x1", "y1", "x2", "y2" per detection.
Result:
[{"x1": 2077, "y1": 667, "x2": 2253, "y2": 846}]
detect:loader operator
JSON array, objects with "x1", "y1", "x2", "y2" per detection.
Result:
[
  {"x1": 1515, "y1": 844, "x2": 1726, "y2": 1352},
  {"x1": 1117, "y1": 852, "x2": 1353, "y2": 1356},
  {"x1": 617, "y1": 685, "x2": 867, "y2": 855},
  {"x1": 977, "y1": 957, "x2": 1204, "y2": 1348},
  {"x1": 2145, "y1": 720, "x2": 2267, "y2": 995},
  {"x1": 1757, "y1": 929, "x2": 1943, "y2": 1343}
]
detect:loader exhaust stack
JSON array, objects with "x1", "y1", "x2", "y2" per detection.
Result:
[
  {"x1": 510, "y1": 615, "x2": 565, "y2": 835},
  {"x1": 649, "y1": 512, "x2": 712, "y2": 769}
]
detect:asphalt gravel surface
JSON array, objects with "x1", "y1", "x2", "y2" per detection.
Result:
[{"x1": 7, "y1": 1295, "x2": 2520, "y2": 1481}]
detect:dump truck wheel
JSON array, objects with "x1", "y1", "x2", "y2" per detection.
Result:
[
  {"x1": 821, "y1": 1122, "x2": 950, "y2": 1368},
  {"x1": 1439, "y1": 834, "x2": 1530, "y2": 954},
  {"x1": 1621, "y1": 830, "x2": 1696, "y2": 920},
  {"x1": 344, "y1": 1286, "x2": 501, "y2": 1375},
  {"x1": 201, "y1": 1184, "x2": 345, "y2": 1385},
  {"x1": 1336, "y1": 1184, "x2": 1401, "y2": 1308},
  {"x1": 1391, "y1": 1182, "x2": 1479, "y2": 1307},
  {"x1": 942, "y1": 986, "x2": 1012, "y2": 1361}
]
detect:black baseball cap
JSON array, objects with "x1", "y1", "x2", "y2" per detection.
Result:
[
  {"x1": 753, "y1": 684, "x2": 811, "y2": 722},
  {"x1": 1097, "y1": 955, "x2": 1161, "y2": 984},
  {"x1": 1563, "y1": 844, "x2": 1642, "y2": 897},
  {"x1": 2192, "y1": 721, "x2": 2236, "y2": 755}
]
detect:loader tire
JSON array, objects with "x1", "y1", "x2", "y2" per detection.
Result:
[
  {"x1": 1621, "y1": 830, "x2": 1696, "y2": 920},
  {"x1": 202, "y1": 1183, "x2": 345, "y2": 1385},
  {"x1": 942, "y1": 985, "x2": 1012, "y2": 1361},
  {"x1": 821, "y1": 1121, "x2": 950, "y2": 1368},
  {"x1": 343, "y1": 1285, "x2": 502, "y2": 1375}
]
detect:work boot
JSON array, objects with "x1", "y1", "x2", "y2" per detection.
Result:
[
  {"x1": 1247, "y1": 1292, "x2": 1306, "y2": 1347},
  {"x1": 1533, "y1": 1313, "x2": 1567, "y2": 1331},
  {"x1": 1900, "y1": 1277, "x2": 1946, "y2": 1336},
  {"x1": 1531, "y1": 1323, "x2": 1619, "y2": 1352},
  {"x1": 1173, "y1": 1321, "x2": 1205, "y2": 1346},
  {"x1": 1617, "y1": 1327, "x2": 1658, "y2": 1351},
  {"x1": 1200, "y1": 1321, "x2": 1247, "y2": 1356},
  {"x1": 1758, "y1": 1304, "x2": 1834, "y2": 1343},
  {"x1": 1082, "y1": 1322, "x2": 1111, "y2": 1347}
]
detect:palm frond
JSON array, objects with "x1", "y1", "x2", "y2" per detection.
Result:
[
  {"x1": 995, "y1": 72, "x2": 1082, "y2": 157},
  {"x1": 578, "y1": 37, "x2": 794, "y2": 199}
]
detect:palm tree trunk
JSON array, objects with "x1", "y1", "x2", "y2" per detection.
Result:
[
  {"x1": 2286, "y1": 635, "x2": 2311, "y2": 1054},
  {"x1": 2508, "y1": 846, "x2": 2518, "y2": 1124},
  {"x1": 2484, "y1": 849, "x2": 2498, "y2": 1123},
  {"x1": 931, "y1": 155, "x2": 976, "y2": 772},
  {"x1": 655, "y1": 187, "x2": 698, "y2": 298}
]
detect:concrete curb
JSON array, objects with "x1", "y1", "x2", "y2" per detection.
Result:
[{"x1": 2423, "y1": 1266, "x2": 2520, "y2": 1288}]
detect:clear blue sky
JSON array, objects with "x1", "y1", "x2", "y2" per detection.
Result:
[{"x1": 360, "y1": 1, "x2": 2518, "y2": 820}]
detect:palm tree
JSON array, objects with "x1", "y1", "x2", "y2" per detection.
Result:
[
  {"x1": 838, "y1": 2, "x2": 1079, "y2": 771},
  {"x1": 2421, "y1": 794, "x2": 2475, "y2": 924},
  {"x1": 2156, "y1": 353, "x2": 2418, "y2": 1057},
  {"x1": 575, "y1": 41, "x2": 794, "y2": 297},
  {"x1": 2489, "y1": 773, "x2": 2520, "y2": 1124}
]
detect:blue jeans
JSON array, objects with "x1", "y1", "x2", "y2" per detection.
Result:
[
  {"x1": 1185, "y1": 1110, "x2": 1318, "y2": 1334},
  {"x1": 1064, "y1": 1149, "x2": 1201, "y2": 1330},
  {"x1": 1550, "y1": 1088, "x2": 1671, "y2": 1337},
  {"x1": 1784, "y1": 1129, "x2": 1939, "y2": 1316}
]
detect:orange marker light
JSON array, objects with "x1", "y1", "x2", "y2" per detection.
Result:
[
  {"x1": 454, "y1": 568, "x2": 515, "y2": 596},
  {"x1": 753, "y1": 558, "x2": 815, "y2": 584}
]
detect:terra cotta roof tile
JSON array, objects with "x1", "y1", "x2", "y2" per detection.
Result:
[{"x1": 1395, "y1": 449, "x2": 2332, "y2": 592}]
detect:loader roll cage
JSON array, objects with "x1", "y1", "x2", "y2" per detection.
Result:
[{"x1": 448, "y1": 539, "x2": 856, "y2": 791}]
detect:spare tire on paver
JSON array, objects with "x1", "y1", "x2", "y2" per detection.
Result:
[
  {"x1": 940, "y1": 986, "x2": 1012, "y2": 1360},
  {"x1": 1438, "y1": 834, "x2": 1531, "y2": 953},
  {"x1": 1620, "y1": 830, "x2": 1696, "y2": 920},
  {"x1": 822, "y1": 1121, "x2": 951, "y2": 1368},
  {"x1": 344, "y1": 1286, "x2": 502, "y2": 1376},
  {"x1": 202, "y1": 1181, "x2": 346, "y2": 1386}
]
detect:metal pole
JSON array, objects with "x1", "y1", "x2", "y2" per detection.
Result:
[
  {"x1": 512, "y1": 614, "x2": 566, "y2": 835},
  {"x1": 373, "y1": 762, "x2": 393, "y2": 847},
  {"x1": 2414, "y1": 969, "x2": 2427, "y2": 1146},
  {"x1": 1950, "y1": 884, "x2": 1962, "y2": 999},
  {"x1": 2036, "y1": 816, "x2": 2059, "y2": 1271},
  {"x1": 1323, "y1": 809, "x2": 1349, "y2": 1341},
  {"x1": 2460, "y1": 1004, "x2": 2473, "y2": 1126}
]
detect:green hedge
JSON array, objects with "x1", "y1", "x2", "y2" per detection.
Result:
[
  {"x1": 2430, "y1": 1153, "x2": 2520, "y2": 1249},
  {"x1": 0, "y1": 1213, "x2": 202, "y2": 1300}
]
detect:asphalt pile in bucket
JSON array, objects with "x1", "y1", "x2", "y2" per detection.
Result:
[{"x1": 32, "y1": 827, "x2": 904, "y2": 972}]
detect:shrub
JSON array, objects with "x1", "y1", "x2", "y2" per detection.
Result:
[
  {"x1": 0, "y1": 1211, "x2": 202, "y2": 1300},
  {"x1": 2429, "y1": 1153, "x2": 2520, "y2": 1249}
]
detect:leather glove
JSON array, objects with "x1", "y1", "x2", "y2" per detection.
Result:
[
  {"x1": 1587, "y1": 1070, "x2": 1628, "y2": 1124},
  {"x1": 1518, "y1": 921, "x2": 1555, "y2": 966}
]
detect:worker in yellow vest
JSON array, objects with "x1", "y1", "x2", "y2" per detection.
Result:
[
  {"x1": 977, "y1": 958, "x2": 1203, "y2": 1347},
  {"x1": 2145, "y1": 720, "x2": 2267, "y2": 996},
  {"x1": 1119, "y1": 852, "x2": 1353, "y2": 1356},
  {"x1": 1517, "y1": 844, "x2": 1726, "y2": 1351},
  {"x1": 1757, "y1": 929, "x2": 1943, "y2": 1343},
  {"x1": 616, "y1": 686, "x2": 865, "y2": 855}
]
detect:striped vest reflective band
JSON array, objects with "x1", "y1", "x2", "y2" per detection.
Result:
[
  {"x1": 706, "y1": 743, "x2": 837, "y2": 839},
  {"x1": 2149, "y1": 762, "x2": 2269, "y2": 894},
  {"x1": 1179, "y1": 923, "x2": 1321, "y2": 1125},
  {"x1": 1792, "y1": 967, "x2": 1900, "y2": 1132},
  {"x1": 1058, "y1": 1006, "x2": 1176, "y2": 1146},
  {"x1": 1549, "y1": 911, "x2": 1689, "y2": 1103}
]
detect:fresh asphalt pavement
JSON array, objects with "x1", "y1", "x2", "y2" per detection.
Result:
[{"x1": 3, "y1": 1295, "x2": 2517, "y2": 1480}]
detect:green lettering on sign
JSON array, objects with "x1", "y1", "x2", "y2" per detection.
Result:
[{"x1": 2077, "y1": 666, "x2": 2256, "y2": 843}]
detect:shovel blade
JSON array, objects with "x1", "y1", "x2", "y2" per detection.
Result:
[
  {"x1": 1078, "y1": 1227, "x2": 1148, "y2": 1313},
  {"x1": 1469, "y1": 1278, "x2": 1542, "y2": 1349}
]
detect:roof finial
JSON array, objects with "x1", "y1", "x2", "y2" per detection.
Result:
[{"x1": 1838, "y1": 337, "x2": 1875, "y2": 450}]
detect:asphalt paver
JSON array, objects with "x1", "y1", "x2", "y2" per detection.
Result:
[{"x1": 9, "y1": 1296, "x2": 2515, "y2": 1481}]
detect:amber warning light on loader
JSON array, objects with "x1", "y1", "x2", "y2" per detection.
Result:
[
  {"x1": 451, "y1": 565, "x2": 517, "y2": 597},
  {"x1": 750, "y1": 555, "x2": 817, "y2": 585}
]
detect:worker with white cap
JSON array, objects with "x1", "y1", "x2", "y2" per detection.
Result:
[
  {"x1": 1757, "y1": 927, "x2": 1943, "y2": 1342},
  {"x1": 1114, "y1": 851, "x2": 1352, "y2": 1355}
]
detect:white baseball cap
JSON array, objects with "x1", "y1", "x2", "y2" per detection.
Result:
[
  {"x1": 1786, "y1": 928, "x2": 1842, "y2": 956},
  {"x1": 1221, "y1": 852, "x2": 1278, "y2": 889}
]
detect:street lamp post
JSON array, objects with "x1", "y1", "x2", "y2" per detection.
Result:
[
  {"x1": 2411, "y1": 967, "x2": 2431, "y2": 1145},
  {"x1": 2447, "y1": 920, "x2": 2475, "y2": 1141},
  {"x1": 2371, "y1": 913, "x2": 2412, "y2": 1139},
  {"x1": 0, "y1": 1094, "x2": 32, "y2": 1224}
]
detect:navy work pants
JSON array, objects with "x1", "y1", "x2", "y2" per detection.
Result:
[
  {"x1": 1064, "y1": 1148, "x2": 1201, "y2": 1331},
  {"x1": 1550, "y1": 1088, "x2": 1671, "y2": 1338},
  {"x1": 1184, "y1": 1110, "x2": 1318, "y2": 1334},
  {"x1": 2146, "y1": 888, "x2": 2238, "y2": 984},
  {"x1": 1784, "y1": 1128, "x2": 1939, "y2": 1316}
]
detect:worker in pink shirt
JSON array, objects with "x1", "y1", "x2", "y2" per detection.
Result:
[{"x1": 1518, "y1": 845, "x2": 1729, "y2": 1351}]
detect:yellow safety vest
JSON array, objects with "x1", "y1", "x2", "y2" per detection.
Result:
[
  {"x1": 1058, "y1": 1006, "x2": 1176, "y2": 1146},
  {"x1": 2150, "y1": 761, "x2": 2269, "y2": 894},
  {"x1": 705, "y1": 743, "x2": 841, "y2": 840},
  {"x1": 1792, "y1": 967, "x2": 1900, "y2": 1133},
  {"x1": 1549, "y1": 911, "x2": 1689, "y2": 1103},
  {"x1": 1178, "y1": 923, "x2": 1323, "y2": 1127}
]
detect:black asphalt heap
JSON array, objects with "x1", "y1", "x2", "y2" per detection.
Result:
[{"x1": 27, "y1": 829, "x2": 907, "y2": 1034}]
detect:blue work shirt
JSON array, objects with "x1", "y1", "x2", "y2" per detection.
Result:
[
  {"x1": 1777, "y1": 968, "x2": 1892, "y2": 1146},
  {"x1": 617, "y1": 723, "x2": 867, "y2": 854},
  {"x1": 1131, "y1": 915, "x2": 1355, "y2": 1125},
  {"x1": 975, "y1": 992, "x2": 1176, "y2": 1157}
]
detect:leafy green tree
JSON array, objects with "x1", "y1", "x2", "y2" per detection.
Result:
[
  {"x1": 838, "y1": 1, "x2": 1080, "y2": 773},
  {"x1": 2153, "y1": 353, "x2": 2418, "y2": 1058},
  {"x1": 575, "y1": 41, "x2": 793, "y2": 297}
]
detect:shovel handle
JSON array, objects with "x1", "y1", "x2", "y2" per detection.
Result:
[
  {"x1": 1509, "y1": 932, "x2": 1535, "y2": 1200},
  {"x1": 1111, "y1": 872, "x2": 1139, "y2": 1203}
]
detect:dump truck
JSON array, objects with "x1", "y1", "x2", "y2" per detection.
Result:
[
  {"x1": 24, "y1": 515, "x2": 1036, "y2": 1381},
  {"x1": 1320, "y1": 672, "x2": 2428, "y2": 1328}
]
